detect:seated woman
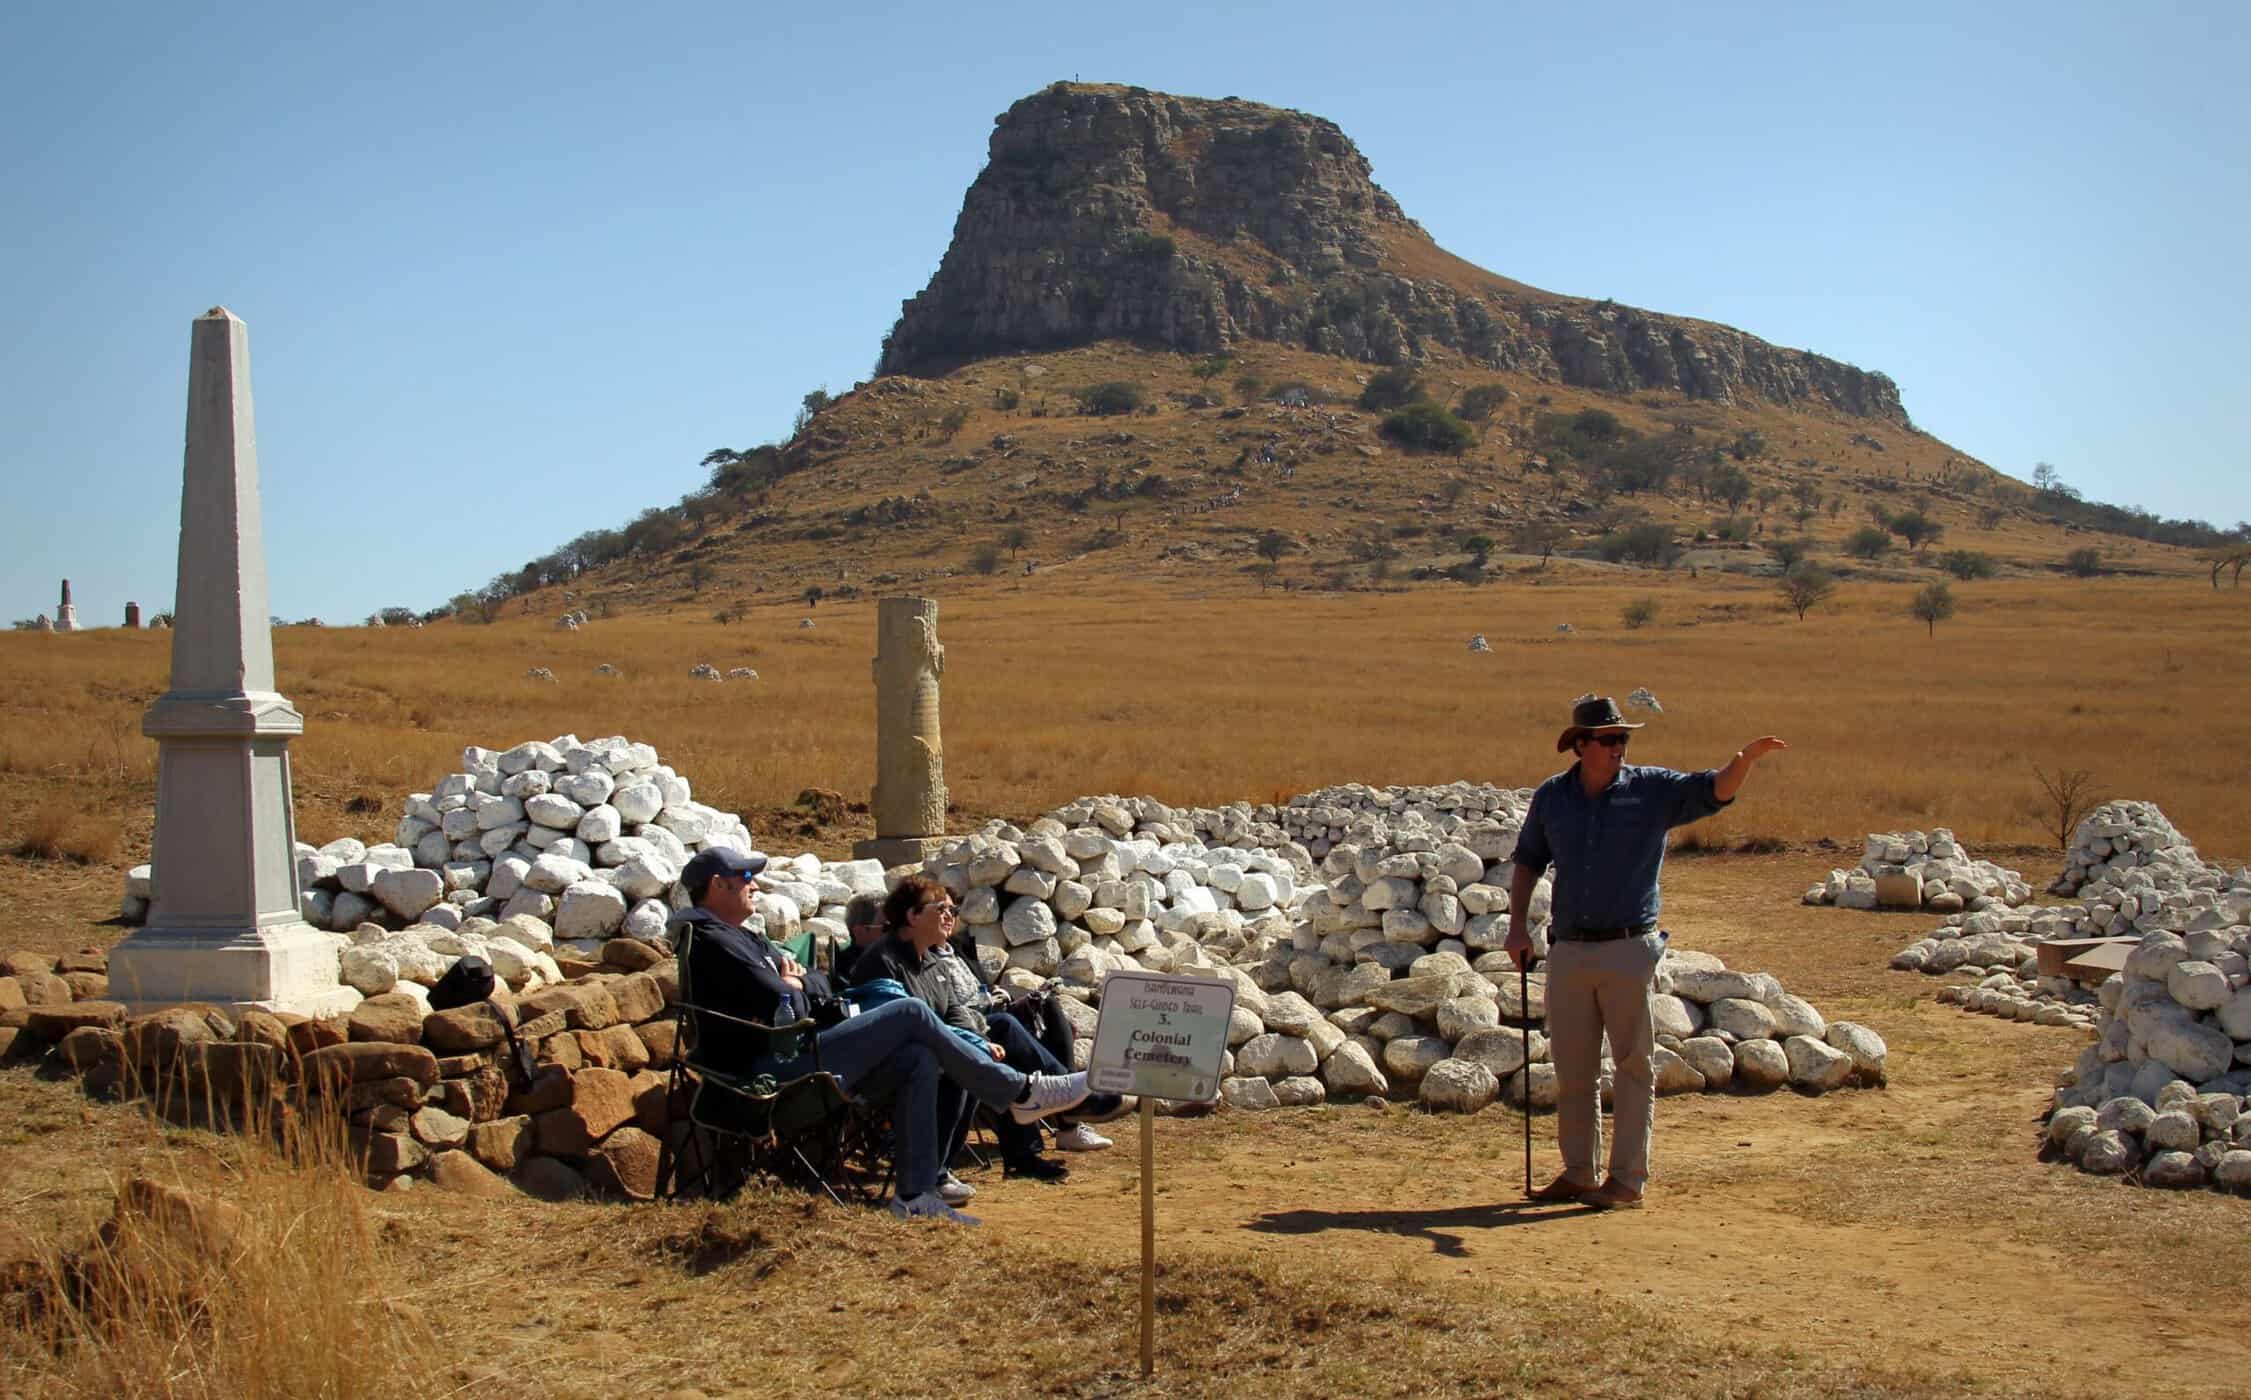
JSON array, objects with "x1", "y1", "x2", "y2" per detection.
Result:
[
  {"x1": 932, "y1": 924, "x2": 1118, "y2": 1154},
  {"x1": 670, "y1": 848, "x2": 1089, "y2": 1226},
  {"x1": 848, "y1": 875, "x2": 1082, "y2": 1195}
]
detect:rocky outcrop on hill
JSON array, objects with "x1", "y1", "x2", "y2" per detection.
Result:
[{"x1": 879, "y1": 83, "x2": 1907, "y2": 425}]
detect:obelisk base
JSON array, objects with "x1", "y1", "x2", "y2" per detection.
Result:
[
  {"x1": 852, "y1": 835, "x2": 950, "y2": 870},
  {"x1": 107, "y1": 922, "x2": 361, "y2": 1018}
]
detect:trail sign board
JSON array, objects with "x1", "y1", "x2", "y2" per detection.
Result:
[{"x1": 1088, "y1": 970, "x2": 1237, "y2": 1102}]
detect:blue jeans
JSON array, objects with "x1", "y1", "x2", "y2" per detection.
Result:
[
  {"x1": 763, "y1": 999, "x2": 1026, "y2": 1198},
  {"x1": 938, "y1": 1010, "x2": 1069, "y2": 1166}
]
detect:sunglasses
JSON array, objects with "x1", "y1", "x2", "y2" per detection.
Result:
[
  {"x1": 918, "y1": 902, "x2": 956, "y2": 917},
  {"x1": 1587, "y1": 733, "x2": 1632, "y2": 749}
]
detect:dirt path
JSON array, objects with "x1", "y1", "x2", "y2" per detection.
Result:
[{"x1": 954, "y1": 855, "x2": 2251, "y2": 1394}]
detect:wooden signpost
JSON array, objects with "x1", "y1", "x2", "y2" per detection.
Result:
[{"x1": 1087, "y1": 970, "x2": 1237, "y2": 1378}]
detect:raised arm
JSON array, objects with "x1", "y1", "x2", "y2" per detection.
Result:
[{"x1": 1713, "y1": 736, "x2": 1788, "y2": 802}]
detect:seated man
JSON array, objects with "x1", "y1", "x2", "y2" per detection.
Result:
[
  {"x1": 829, "y1": 893, "x2": 883, "y2": 983},
  {"x1": 669, "y1": 848, "x2": 1090, "y2": 1226},
  {"x1": 849, "y1": 875, "x2": 1077, "y2": 1194}
]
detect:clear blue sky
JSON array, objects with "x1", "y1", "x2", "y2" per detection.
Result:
[{"x1": 4, "y1": 1, "x2": 2243, "y2": 625}]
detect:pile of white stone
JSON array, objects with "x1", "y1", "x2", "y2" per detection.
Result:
[
  {"x1": 2044, "y1": 929, "x2": 2251, "y2": 1192},
  {"x1": 928, "y1": 788, "x2": 1886, "y2": 1115},
  {"x1": 122, "y1": 735, "x2": 761, "y2": 949},
  {"x1": 1893, "y1": 804, "x2": 2251, "y2": 1034},
  {"x1": 1804, "y1": 828, "x2": 2032, "y2": 912},
  {"x1": 1891, "y1": 903, "x2": 2098, "y2": 1029},
  {"x1": 2051, "y1": 800, "x2": 2221, "y2": 897}
]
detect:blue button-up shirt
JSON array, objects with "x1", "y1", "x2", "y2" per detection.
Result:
[{"x1": 1510, "y1": 762, "x2": 1730, "y2": 934}]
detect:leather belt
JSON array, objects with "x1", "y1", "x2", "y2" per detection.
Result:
[{"x1": 1554, "y1": 925, "x2": 1656, "y2": 943}]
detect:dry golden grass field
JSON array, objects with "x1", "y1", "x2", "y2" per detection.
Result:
[{"x1": 5, "y1": 571, "x2": 2250, "y2": 1397}]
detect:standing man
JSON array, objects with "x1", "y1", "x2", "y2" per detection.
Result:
[{"x1": 1506, "y1": 695, "x2": 1786, "y2": 1210}]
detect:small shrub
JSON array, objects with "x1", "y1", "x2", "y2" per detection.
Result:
[
  {"x1": 1380, "y1": 402, "x2": 1475, "y2": 453},
  {"x1": 1621, "y1": 596, "x2": 1661, "y2": 630},
  {"x1": 1765, "y1": 537, "x2": 1814, "y2": 568},
  {"x1": 1595, "y1": 522, "x2": 1677, "y2": 566},
  {"x1": 1710, "y1": 515, "x2": 1758, "y2": 543},
  {"x1": 2066, "y1": 546, "x2": 2103, "y2": 577},
  {"x1": 1844, "y1": 526, "x2": 1892, "y2": 560},
  {"x1": 1941, "y1": 549, "x2": 1997, "y2": 580},
  {"x1": 992, "y1": 387, "x2": 1019, "y2": 411},
  {"x1": 1455, "y1": 384, "x2": 1510, "y2": 422},
  {"x1": 969, "y1": 543, "x2": 1002, "y2": 575},
  {"x1": 1075, "y1": 381, "x2": 1146, "y2": 416},
  {"x1": 1358, "y1": 367, "x2": 1425, "y2": 412},
  {"x1": 14, "y1": 802, "x2": 119, "y2": 864},
  {"x1": 1233, "y1": 372, "x2": 1264, "y2": 401},
  {"x1": 1124, "y1": 231, "x2": 1175, "y2": 259}
]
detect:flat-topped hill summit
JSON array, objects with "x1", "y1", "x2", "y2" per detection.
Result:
[{"x1": 879, "y1": 83, "x2": 1907, "y2": 425}]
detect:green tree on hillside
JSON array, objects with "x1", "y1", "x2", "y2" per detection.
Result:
[
  {"x1": 1845, "y1": 526, "x2": 1892, "y2": 560},
  {"x1": 1002, "y1": 525, "x2": 1032, "y2": 558},
  {"x1": 1256, "y1": 530, "x2": 1293, "y2": 565},
  {"x1": 1358, "y1": 367, "x2": 1425, "y2": 412}
]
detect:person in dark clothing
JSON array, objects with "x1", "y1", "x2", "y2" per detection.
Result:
[
  {"x1": 671, "y1": 847, "x2": 1091, "y2": 1226},
  {"x1": 848, "y1": 874, "x2": 1072, "y2": 1192},
  {"x1": 829, "y1": 893, "x2": 884, "y2": 983}
]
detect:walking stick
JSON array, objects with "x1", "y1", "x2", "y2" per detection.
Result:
[{"x1": 1520, "y1": 952, "x2": 1532, "y2": 1196}]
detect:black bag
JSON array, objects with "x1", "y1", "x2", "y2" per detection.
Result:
[{"x1": 428, "y1": 955, "x2": 497, "y2": 1011}]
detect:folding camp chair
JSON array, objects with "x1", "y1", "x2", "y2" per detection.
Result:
[{"x1": 655, "y1": 923, "x2": 894, "y2": 1206}]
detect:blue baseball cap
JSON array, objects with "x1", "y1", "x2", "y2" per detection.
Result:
[{"x1": 681, "y1": 846, "x2": 768, "y2": 896}]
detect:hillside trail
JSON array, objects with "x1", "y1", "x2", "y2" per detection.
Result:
[{"x1": 962, "y1": 856, "x2": 2245, "y2": 1394}]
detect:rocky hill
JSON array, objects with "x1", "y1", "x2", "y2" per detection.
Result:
[
  {"x1": 879, "y1": 83, "x2": 1907, "y2": 425},
  {"x1": 463, "y1": 85, "x2": 2206, "y2": 622}
]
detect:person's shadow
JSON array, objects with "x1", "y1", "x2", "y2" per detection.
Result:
[{"x1": 1246, "y1": 1200, "x2": 1603, "y2": 1258}]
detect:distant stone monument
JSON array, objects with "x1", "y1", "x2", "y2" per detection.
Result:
[
  {"x1": 107, "y1": 308, "x2": 354, "y2": 1016},
  {"x1": 32, "y1": 613, "x2": 51, "y2": 632},
  {"x1": 54, "y1": 578, "x2": 78, "y2": 632},
  {"x1": 124, "y1": 601, "x2": 141, "y2": 629},
  {"x1": 853, "y1": 596, "x2": 951, "y2": 868}
]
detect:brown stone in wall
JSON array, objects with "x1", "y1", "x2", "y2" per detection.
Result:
[
  {"x1": 585, "y1": 1125, "x2": 662, "y2": 1200},
  {"x1": 634, "y1": 1017, "x2": 678, "y2": 1069},
  {"x1": 302, "y1": 1041, "x2": 439, "y2": 1090},
  {"x1": 427, "y1": 1149, "x2": 515, "y2": 1198},
  {"x1": 609, "y1": 972, "x2": 665, "y2": 1024},
  {"x1": 25, "y1": 1001, "x2": 127, "y2": 1041},
  {"x1": 506, "y1": 1064, "x2": 573, "y2": 1117},
  {"x1": 60, "y1": 972, "x2": 108, "y2": 1000},
  {"x1": 16, "y1": 974, "x2": 75, "y2": 1009},
  {"x1": 0, "y1": 952, "x2": 57, "y2": 978},
  {"x1": 467, "y1": 1114, "x2": 534, "y2": 1172},
  {"x1": 347, "y1": 992, "x2": 427, "y2": 1046},
  {"x1": 533, "y1": 1067, "x2": 634, "y2": 1156},
  {"x1": 537, "y1": 1032, "x2": 583, "y2": 1072},
  {"x1": 0, "y1": 978, "x2": 25, "y2": 1013}
]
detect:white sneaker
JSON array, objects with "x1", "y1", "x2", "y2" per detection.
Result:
[
  {"x1": 1009, "y1": 1071, "x2": 1092, "y2": 1124},
  {"x1": 889, "y1": 1191, "x2": 981, "y2": 1227},
  {"x1": 1053, "y1": 1123, "x2": 1113, "y2": 1153},
  {"x1": 937, "y1": 1171, "x2": 977, "y2": 1204}
]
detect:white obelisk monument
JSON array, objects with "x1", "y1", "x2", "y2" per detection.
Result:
[{"x1": 107, "y1": 308, "x2": 355, "y2": 1015}]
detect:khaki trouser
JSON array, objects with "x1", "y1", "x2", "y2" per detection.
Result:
[{"x1": 1544, "y1": 931, "x2": 1663, "y2": 1192}]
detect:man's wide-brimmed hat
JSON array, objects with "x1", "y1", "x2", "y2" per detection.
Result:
[{"x1": 1556, "y1": 694, "x2": 1646, "y2": 753}]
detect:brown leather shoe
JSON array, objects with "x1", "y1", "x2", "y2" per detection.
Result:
[
  {"x1": 1583, "y1": 1179, "x2": 1645, "y2": 1210},
  {"x1": 1527, "y1": 1175, "x2": 1596, "y2": 1203}
]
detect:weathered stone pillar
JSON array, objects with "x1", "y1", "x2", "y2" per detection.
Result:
[
  {"x1": 55, "y1": 578, "x2": 78, "y2": 632},
  {"x1": 852, "y1": 596, "x2": 950, "y2": 868},
  {"x1": 107, "y1": 308, "x2": 355, "y2": 1016},
  {"x1": 124, "y1": 601, "x2": 141, "y2": 628}
]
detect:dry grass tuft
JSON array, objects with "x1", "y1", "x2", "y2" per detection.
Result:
[
  {"x1": 1, "y1": 1098, "x2": 446, "y2": 1399},
  {"x1": 12, "y1": 803, "x2": 119, "y2": 867}
]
